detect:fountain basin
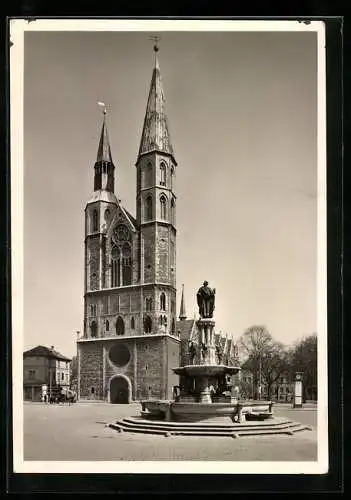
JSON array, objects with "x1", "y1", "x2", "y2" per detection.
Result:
[
  {"x1": 173, "y1": 364, "x2": 241, "y2": 377},
  {"x1": 141, "y1": 399, "x2": 273, "y2": 424}
]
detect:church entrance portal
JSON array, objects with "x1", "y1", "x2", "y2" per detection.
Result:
[{"x1": 110, "y1": 376, "x2": 130, "y2": 404}]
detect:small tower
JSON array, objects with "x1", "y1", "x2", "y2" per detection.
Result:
[{"x1": 179, "y1": 284, "x2": 187, "y2": 321}]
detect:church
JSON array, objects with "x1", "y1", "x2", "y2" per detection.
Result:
[{"x1": 77, "y1": 45, "x2": 238, "y2": 403}]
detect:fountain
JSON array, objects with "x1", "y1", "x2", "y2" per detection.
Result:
[{"x1": 110, "y1": 282, "x2": 312, "y2": 437}]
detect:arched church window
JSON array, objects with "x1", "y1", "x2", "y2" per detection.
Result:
[
  {"x1": 147, "y1": 162, "x2": 153, "y2": 186},
  {"x1": 144, "y1": 315, "x2": 152, "y2": 333},
  {"x1": 171, "y1": 198, "x2": 175, "y2": 225},
  {"x1": 116, "y1": 316, "x2": 125, "y2": 336},
  {"x1": 92, "y1": 209, "x2": 98, "y2": 232},
  {"x1": 104, "y1": 209, "x2": 111, "y2": 221},
  {"x1": 122, "y1": 243, "x2": 132, "y2": 286},
  {"x1": 131, "y1": 317, "x2": 135, "y2": 330},
  {"x1": 160, "y1": 195, "x2": 167, "y2": 220},
  {"x1": 160, "y1": 292, "x2": 166, "y2": 311},
  {"x1": 91, "y1": 321, "x2": 98, "y2": 338},
  {"x1": 160, "y1": 162, "x2": 166, "y2": 186},
  {"x1": 111, "y1": 246, "x2": 120, "y2": 288},
  {"x1": 171, "y1": 318, "x2": 175, "y2": 334},
  {"x1": 145, "y1": 196, "x2": 153, "y2": 221},
  {"x1": 145, "y1": 297, "x2": 152, "y2": 311},
  {"x1": 170, "y1": 166, "x2": 174, "y2": 190},
  {"x1": 106, "y1": 320, "x2": 109, "y2": 332}
]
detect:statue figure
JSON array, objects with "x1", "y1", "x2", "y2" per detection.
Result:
[
  {"x1": 201, "y1": 342, "x2": 208, "y2": 361},
  {"x1": 188, "y1": 341, "x2": 197, "y2": 365},
  {"x1": 196, "y1": 280, "x2": 216, "y2": 318},
  {"x1": 215, "y1": 343, "x2": 223, "y2": 364}
]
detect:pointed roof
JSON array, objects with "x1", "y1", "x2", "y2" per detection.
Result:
[
  {"x1": 179, "y1": 284, "x2": 187, "y2": 320},
  {"x1": 23, "y1": 345, "x2": 71, "y2": 362},
  {"x1": 96, "y1": 110, "x2": 113, "y2": 164},
  {"x1": 176, "y1": 318, "x2": 196, "y2": 342},
  {"x1": 138, "y1": 46, "x2": 175, "y2": 161}
]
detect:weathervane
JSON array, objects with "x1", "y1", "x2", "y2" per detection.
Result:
[
  {"x1": 97, "y1": 101, "x2": 107, "y2": 115},
  {"x1": 149, "y1": 35, "x2": 160, "y2": 52}
]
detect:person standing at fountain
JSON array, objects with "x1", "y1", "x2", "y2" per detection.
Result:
[{"x1": 196, "y1": 281, "x2": 216, "y2": 318}]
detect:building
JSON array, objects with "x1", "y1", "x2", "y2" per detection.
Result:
[
  {"x1": 78, "y1": 45, "x2": 180, "y2": 403},
  {"x1": 77, "y1": 45, "x2": 241, "y2": 404},
  {"x1": 23, "y1": 345, "x2": 71, "y2": 401}
]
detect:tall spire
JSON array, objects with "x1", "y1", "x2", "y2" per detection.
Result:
[
  {"x1": 94, "y1": 104, "x2": 115, "y2": 193},
  {"x1": 96, "y1": 106, "x2": 113, "y2": 164},
  {"x1": 137, "y1": 40, "x2": 175, "y2": 161},
  {"x1": 179, "y1": 284, "x2": 187, "y2": 321}
]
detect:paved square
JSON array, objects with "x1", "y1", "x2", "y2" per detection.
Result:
[{"x1": 23, "y1": 402, "x2": 317, "y2": 462}]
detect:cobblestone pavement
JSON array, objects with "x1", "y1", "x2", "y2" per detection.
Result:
[{"x1": 23, "y1": 402, "x2": 317, "y2": 462}]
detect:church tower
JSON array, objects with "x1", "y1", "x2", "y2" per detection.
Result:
[
  {"x1": 136, "y1": 43, "x2": 177, "y2": 337},
  {"x1": 78, "y1": 43, "x2": 180, "y2": 404}
]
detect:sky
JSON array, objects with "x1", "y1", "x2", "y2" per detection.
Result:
[{"x1": 22, "y1": 28, "x2": 318, "y2": 358}]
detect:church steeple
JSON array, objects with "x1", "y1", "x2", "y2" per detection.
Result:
[
  {"x1": 137, "y1": 42, "x2": 175, "y2": 162},
  {"x1": 94, "y1": 106, "x2": 115, "y2": 193},
  {"x1": 96, "y1": 108, "x2": 113, "y2": 163},
  {"x1": 179, "y1": 284, "x2": 187, "y2": 321}
]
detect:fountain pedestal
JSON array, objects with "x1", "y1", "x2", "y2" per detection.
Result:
[
  {"x1": 197, "y1": 318, "x2": 216, "y2": 365},
  {"x1": 197, "y1": 376, "x2": 211, "y2": 404}
]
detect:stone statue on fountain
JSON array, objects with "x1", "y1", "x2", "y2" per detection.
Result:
[
  {"x1": 188, "y1": 341, "x2": 197, "y2": 365},
  {"x1": 196, "y1": 281, "x2": 216, "y2": 318}
]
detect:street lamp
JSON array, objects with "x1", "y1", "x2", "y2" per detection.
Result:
[{"x1": 257, "y1": 353, "x2": 262, "y2": 401}]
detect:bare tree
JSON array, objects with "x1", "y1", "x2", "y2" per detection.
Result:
[
  {"x1": 260, "y1": 342, "x2": 289, "y2": 399},
  {"x1": 288, "y1": 334, "x2": 317, "y2": 401},
  {"x1": 239, "y1": 325, "x2": 273, "y2": 399}
]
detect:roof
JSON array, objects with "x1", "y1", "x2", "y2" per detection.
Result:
[
  {"x1": 23, "y1": 346, "x2": 71, "y2": 362},
  {"x1": 124, "y1": 208, "x2": 138, "y2": 228},
  {"x1": 96, "y1": 113, "x2": 113, "y2": 164},
  {"x1": 138, "y1": 54, "x2": 175, "y2": 161},
  {"x1": 176, "y1": 319, "x2": 195, "y2": 342},
  {"x1": 86, "y1": 189, "x2": 118, "y2": 206}
]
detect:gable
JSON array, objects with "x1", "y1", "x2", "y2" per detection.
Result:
[{"x1": 107, "y1": 202, "x2": 137, "y2": 240}]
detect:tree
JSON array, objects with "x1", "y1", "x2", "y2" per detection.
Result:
[
  {"x1": 239, "y1": 325, "x2": 276, "y2": 400},
  {"x1": 260, "y1": 342, "x2": 289, "y2": 399},
  {"x1": 288, "y1": 334, "x2": 317, "y2": 401}
]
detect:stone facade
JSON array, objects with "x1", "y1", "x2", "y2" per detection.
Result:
[
  {"x1": 78, "y1": 50, "x2": 181, "y2": 403},
  {"x1": 78, "y1": 335, "x2": 180, "y2": 402}
]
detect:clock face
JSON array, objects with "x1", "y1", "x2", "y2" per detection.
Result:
[{"x1": 113, "y1": 224, "x2": 130, "y2": 243}]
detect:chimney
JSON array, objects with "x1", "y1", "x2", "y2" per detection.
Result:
[{"x1": 50, "y1": 345, "x2": 54, "y2": 350}]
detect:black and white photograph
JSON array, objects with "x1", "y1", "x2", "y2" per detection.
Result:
[{"x1": 10, "y1": 19, "x2": 328, "y2": 474}]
